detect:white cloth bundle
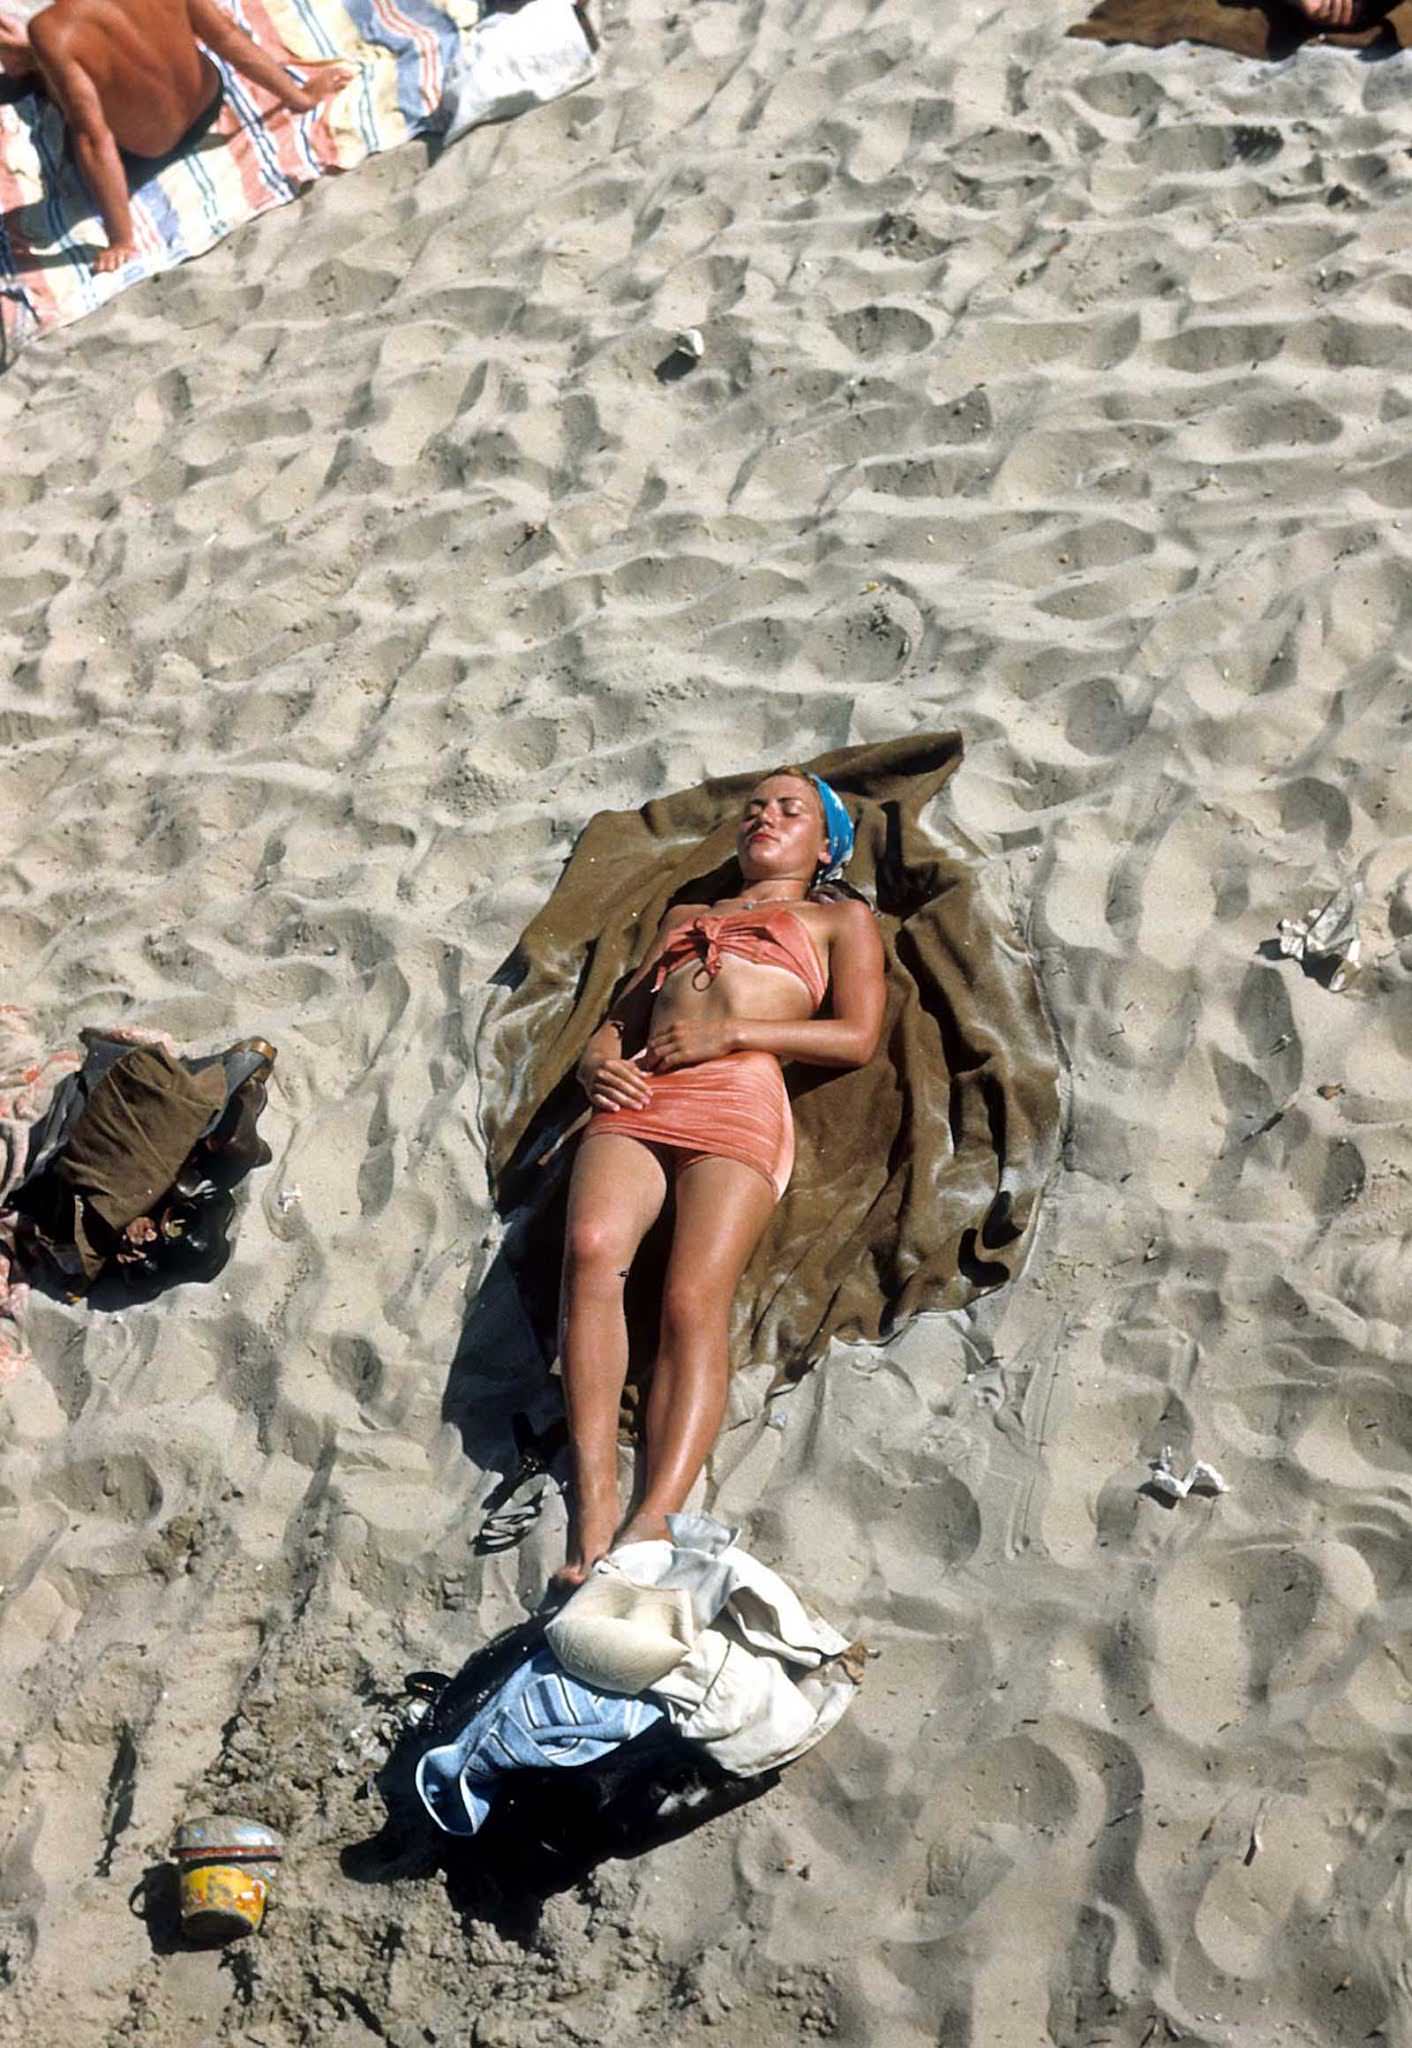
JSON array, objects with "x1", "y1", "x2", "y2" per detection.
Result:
[
  {"x1": 438, "y1": 0, "x2": 597, "y2": 144},
  {"x1": 548, "y1": 1514, "x2": 863, "y2": 1778}
]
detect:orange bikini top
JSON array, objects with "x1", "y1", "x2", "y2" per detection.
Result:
[{"x1": 650, "y1": 906, "x2": 829, "y2": 1010}]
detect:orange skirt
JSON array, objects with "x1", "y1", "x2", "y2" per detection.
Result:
[{"x1": 585, "y1": 1051, "x2": 793, "y2": 1200}]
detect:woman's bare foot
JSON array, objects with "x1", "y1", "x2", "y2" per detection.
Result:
[
  {"x1": 551, "y1": 1475, "x2": 621, "y2": 1593},
  {"x1": 612, "y1": 1507, "x2": 671, "y2": 1549}
]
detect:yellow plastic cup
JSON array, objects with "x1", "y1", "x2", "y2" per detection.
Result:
[{"x1": 173, "y1": 1815, "x2": 282, "y2": 1943}]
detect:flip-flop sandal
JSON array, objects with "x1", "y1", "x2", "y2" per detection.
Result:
[
  {"x1": 472, "y1": 1413, "x2": 568, "y2": 1556},
  {"x1": 476, "y1": 1489, "x2": 549, "y2": 1553}
]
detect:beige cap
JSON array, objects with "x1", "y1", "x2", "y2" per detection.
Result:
[{"x1": 545, "y1": 1572, "x2": 696, "y2": 1695}]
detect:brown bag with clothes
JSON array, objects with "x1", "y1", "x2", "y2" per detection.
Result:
[{"x1": 55, "y1": 1045, "x2": 228, "y2": 1280}]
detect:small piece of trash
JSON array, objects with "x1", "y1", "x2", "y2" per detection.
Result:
[
  {"x1": 1276, "y1": 883, "x2": 1361, "y2": 991},
  {"x1": 276, "y1": 1186, "x2": 303, "y2": 1214},
  {"x1": 1242, "y1": 1106, "x2": 1287, "y2": 1144},
  {"x1": 966, "y1": 1367, "x2": 1005, "y2": 1410},
  {"x1": 765, "y1": 1406, "x2": 789, "y2": 1432},
  {"x1": 674, "y1": 327, "x2": 705, "y2": 360},
  {"x1": 1145, "y1": 1445, "x2": 1228, "y2": 1503},
  {"x1": 1316, "y1": 1082, "x2": 1345, "y2": 1101}
]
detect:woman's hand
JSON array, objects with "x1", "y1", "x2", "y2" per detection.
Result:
[
  {"x1": 643, "y1": 1017, "x2": 736, "y2": 1072},
  {"x1": 578, "y1": 1051, "x2": 652, "y2": 1113}
]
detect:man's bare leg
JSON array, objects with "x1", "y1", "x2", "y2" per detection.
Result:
[
  {"x1": 614, "y1": 1155, "x2": 776, "y2": 1549},
  {"x1": 555, "y1": 1132, "x2": 667, "y2": 1589}
]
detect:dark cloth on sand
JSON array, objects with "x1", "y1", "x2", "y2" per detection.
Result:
[
  {"x1": 1068, "y1": 0, "x2": 1410, "y2": 62},
  {"x1": 12, "y1": 1040, "x2": 268, "y2": 1286},
  {"x1": 476, "y1": 731, "x2": 1062, "y2": 1400},
  {"x1": 53, "y1": 1045, "x2": 227, "y2": 1279}
]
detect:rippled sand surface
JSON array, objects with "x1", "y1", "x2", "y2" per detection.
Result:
[{"x1": 3, "y1": 0, "x2": 1412, "y2": 2041}]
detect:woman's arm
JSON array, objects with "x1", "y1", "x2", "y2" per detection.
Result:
[
  {"x1": 646, "y1": 900, "x2": 885, "y2": 1073},
  {"x1": 577, "y1": 1011, "x2": 649, "y2": 1112},
  {"x1": 577, "y1": 906, "x2": 697, "y2": 1112}
]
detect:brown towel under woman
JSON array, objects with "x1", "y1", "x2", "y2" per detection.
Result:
[{"x1": 474, "y1": 730, "x2": 1063, "y2": 1408}]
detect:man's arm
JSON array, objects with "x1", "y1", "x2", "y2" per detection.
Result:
[
  {"x1": 28, "y1": 23, "x2": 134, "y2": 271},
  {"x1": 186, "y1": 0, "x2": 353, "y2": 111}
]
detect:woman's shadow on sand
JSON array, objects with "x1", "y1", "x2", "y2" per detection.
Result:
[{"x1": 343, "y1": 923, "x2": 779, "y2": 1932}]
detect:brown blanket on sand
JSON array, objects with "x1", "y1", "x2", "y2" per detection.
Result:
[
  {"x1": 1069, "y1": 0, "x2": 1410, "y2": 62},
  {"x1": 475, "y1": 732, "x2": 1062, "y2": 1405}
]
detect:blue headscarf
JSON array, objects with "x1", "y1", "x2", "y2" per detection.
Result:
[{"x1": 809, "y1": 774, "x2": 855, "y2": 882}]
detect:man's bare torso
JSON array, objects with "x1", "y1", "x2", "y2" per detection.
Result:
[
  {"x1": 4, "y1": 0, "x2": 350, "y2": 269},
  {"x1": 30, "y1": 0, "x2": 215, "y2": 156}
]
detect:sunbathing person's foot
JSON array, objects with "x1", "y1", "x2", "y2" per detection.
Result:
[
  {"x1": 612, "y1": 1508, "x2": 671, "y2": 1549},
  {"x1": 1294, "y1": 0, "x2": 1371, "y2": 26},
  {"x1": 550, "y1": 1477, "x2": 621, "y2": 1595}
]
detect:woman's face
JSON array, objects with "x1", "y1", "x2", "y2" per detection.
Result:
[{"x1": 737, "y1": 775, "x2": 828, "y2": 884}]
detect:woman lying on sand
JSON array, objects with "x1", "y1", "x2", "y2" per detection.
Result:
[{"x1": 555, "y1": 768, "x2": 886, "y2": 1587}]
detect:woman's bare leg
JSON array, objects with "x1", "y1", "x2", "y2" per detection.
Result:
[
  {"x1": 556, "y1": 1132, "x2": 668, "y2": 1586},
  {"x1": 615, "y1": 1156, "x2": 777, "y2": 1547}
]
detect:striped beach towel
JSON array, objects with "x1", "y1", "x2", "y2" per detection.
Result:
[{"x1": 0, "y1": 0, "x2": 480, "y2": 360}]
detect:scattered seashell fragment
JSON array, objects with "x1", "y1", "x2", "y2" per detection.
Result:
[
  {"x1": 1276, "y1": 883, "x2": 1361, "y2": 992},
  {"x1": 1145, "y1": 1445, "x2": 1228, "y2": 1503}
]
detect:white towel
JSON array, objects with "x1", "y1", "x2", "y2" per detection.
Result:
[
  {"x1": 599, "y1": 1515, "x2": 864, "y2": 1778},
  {"x1": 438, "y1": 0, "x2": 596, "y2": 144}
]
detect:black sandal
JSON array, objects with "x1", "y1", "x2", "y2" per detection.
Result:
[{"x1": 472, "y1": 1413, "x2": 568, "y2": 1556}]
